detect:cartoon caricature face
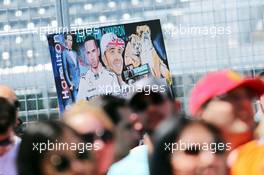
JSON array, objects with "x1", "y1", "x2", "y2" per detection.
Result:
[
  {"x1": 129, "y1": 34, "x2": 142, "y2": 56},
  {"x1": 104, "y1": 45, "x2": 124, "y2": 75},
  {"x1": 66, "y1": 34, "x2": 73, "y2": 49},
  {"x1": 136, "y1": 25, "x2": 151, "y2": 41},
  {"x1": 84, "y1": 40, "x2": 100, "y2": 69}
]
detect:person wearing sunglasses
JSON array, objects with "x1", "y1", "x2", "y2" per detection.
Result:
[
  {"x1": 0, "y1": 97, "x2": 21, "y2": 175},
  {"x1": 90, "y1": 95, "x2": 141, "y2": 162},
  {"x1": 17, "y1": 120, "x2": 96, "y2": 175},
  {"x1": 62, "y1": 100, "x2": 115, "y2": 175},
  {"x1": 108, "y1": 78, "x2": 177, "y2": 175},
  {"x1": 150, "y1": 116, "x2": 228, "y2": 175}
]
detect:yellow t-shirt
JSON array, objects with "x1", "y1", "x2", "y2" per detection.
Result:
[{"x1": 230, "y1": 140, "x2": 264, "y2": 175}]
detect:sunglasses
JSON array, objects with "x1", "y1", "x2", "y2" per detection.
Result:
[
  {"x1": 0, "y1": 137, "x2": 12, "y2": 146},
  {"x1": 50, "y1": 151, "x2": 90, "y2": 172},
  {"x1": 80, "y1": 129, "x2": 113, "y2": 143},
  {"x1": 183, "y1": 145, "x2": 225, "y2": 156}
]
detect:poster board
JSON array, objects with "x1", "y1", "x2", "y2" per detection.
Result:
[{"x1": 47, "y1": 19, "x2": 172, "y2": 112}]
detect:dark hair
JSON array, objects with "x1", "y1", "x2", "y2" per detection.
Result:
[
  {"x1": 0, "y1": 97, "x2": 16, "y2": 134},
  {"x1": 149, "y1": 115, "x2": 224, "y2": 175},
  {"x1": 92, "y1": 95, "x2": 127, "y2": 125},
  {"x1": 15, "y1": 118, "x2": 24, "y2": 137},
  {"x1": 129, "y1": 91, "x2": 166, "y2": 112},
  {"x1": 64, "y1": 33, "x2": 78, "y2": 51},
  {"x1": 64, "y1": 33, "x2": 71, "y2": 39},
  {"x1": 17, "y1": 121, "x2": 80, "y2": 175},
  {"x1": 101, "y1": 95, "x2": 127, "y2": 124},
  {"x1": 84, "y1": 35, "x2": 99, "y2": 49}
]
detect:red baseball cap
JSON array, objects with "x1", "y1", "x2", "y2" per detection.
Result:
[{"x1": 189, "y1": 70, "x2": 264, "y2": 116}]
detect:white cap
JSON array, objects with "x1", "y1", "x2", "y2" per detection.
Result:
[{"x1": 100, "y1": 33, "x2": 125, "y2": 55}]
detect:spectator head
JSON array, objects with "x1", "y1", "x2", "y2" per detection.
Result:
[
  {"x1": 189, "y1": 70, "x2": 264, "y2": 149},
  {"x1": 0, "y1": 85, "x2": 20, "y2": 130},
  {"x1": 90, "y1": 95, "x2": 141, "y2": 161},
  {"x1": 0, "y1": 85, "x2": 19, "y2": 108},
  {"x1": 63, "y1": 100, "x2": 113, "y2": 135},
  {"x1": 150, "y1": 116, "x2": 227, "y2": 175},
  {"x1": 0, "y1": 97, "x2": 16, "y2": 135},
  {"x1": 17, "y1": 121, "x2": 96, "y2": 175},
  {"x1": 62, "y1": 100, "x2": 114, "y2": 175},
  {"x1": 0, "y1": 97, "x2": 16, "y2": 156},
  {"x1": 90, "y1": 95, "x2": 126, "y2": 124},
  {"x1": 129, "y1": 77, "x2": 175, "y2": 137}
]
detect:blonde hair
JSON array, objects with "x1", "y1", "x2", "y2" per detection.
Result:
[{"x1": 63, "y1": 100, "x2": 114, "y2": 131}]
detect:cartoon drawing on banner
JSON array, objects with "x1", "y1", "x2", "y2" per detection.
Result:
[{"x1": 47, "y1": 19, "x2": 172, "y2": 112}]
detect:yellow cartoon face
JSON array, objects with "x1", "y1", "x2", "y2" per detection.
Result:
[
  {"x1": 128, "y1": 34, "x2": 142, "y2": 56},
  {"x1": 136, "y1": 25, "x2": 151, "y2": 40}
]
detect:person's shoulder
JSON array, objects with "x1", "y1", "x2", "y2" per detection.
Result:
[
  {"x1": 107, "y1": 157, "x2": 131, "y2": 175},
  {"x1": 107, "y1": 145, "x2": 150, "y2": 175},
  {"x1": 14, "y1": 135, "x2": 21, "y2": 144},
  {"x1": 71, "y1": 50, "x2": 77, "y2": 56},
  {"x1": 80, "y1": 74, "x2": 87, "y2": 80},
  {"x1": 2, "y1": 136, "x2": 21, "y2": 158},
  {"x1": 14, "y1": 136, "x2": 21, "y2": 151},
  {"x1": 80, "y1": 69, "x2": 92, "y2": 80},
  {"x1": 72, "y1": 50, "x2": 77, "y2": 54},
  {"x1": 102, "y1": 67, "x2": 117, "y2": 78},
  {"x1": 130, "y1": 145, "x2": 148, "y2": 155},
  {"x1": 63, "y1": 50, "x2": 70, "y2": 56}
]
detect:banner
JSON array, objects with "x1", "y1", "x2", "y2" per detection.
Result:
[{"x1": 47, "y1": 19, "x2": 172, "y2": 112}]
